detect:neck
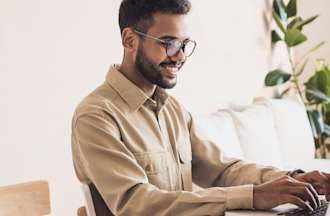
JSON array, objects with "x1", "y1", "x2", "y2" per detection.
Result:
[{"x1": 119, "y1": 60, "x2": 156, "y2": 98}]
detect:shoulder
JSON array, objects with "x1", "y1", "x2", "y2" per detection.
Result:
[{"x1": 72, "y1": 82, "x2": 120, "y2": 126}]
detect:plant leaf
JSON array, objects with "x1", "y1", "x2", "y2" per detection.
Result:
[
  {"x1": 316, "y1": 59, "x2": 326, "y2": 71},
  {"x1": 324, "y1": 103, "x2": 330, "y2": 114},
  {"x1": 271, "y1": 30, "x2": 282, "y2": 43},
  {"x1": 305, "y1": 73, "x2": 323, "y2": 103},
  {"x1": 307, "y1": 110, "x2": 324, "y2": 138},
  {"x1": 286, "y1": 0, "x2": 297, "y2": 18},
  {"x1": 273, "y1": 0, "x2": 287, "y2": 21},
  {"x1": 306, "y1": 89, "x2": 330, "y2": 104},
  {"x1": 295, "y1": 58, "x2": 308, "y2": 77},
  {"x1": 285, "y1": 28, "x2": 307, "y2": 47},
  {"x1": 296, "y1": 15, "x2": 319, "y2": 29},
  {"x1": 287, "y1": 17, "x2": 303, "y2": 30},
  {"x1": 264, "y1": 69, "x2": 291, "y2": 86},
  {"x1": 272, "y1": 10, "x2": 286, "y2": 33},
  {"x1": 324, "y1": 124, "x2": 330, "y2": 136},
  {"x1": 280, "y1": 87, "x2": 292, "y2": 98},
  {"x1": 305, "y1": 67, "x2": 330, "y2": 103},
  {"x1": 296, "y1": 42, "x2": 325, "y2": 66},
  {"x1": 308, "y1": 42, "x2": 326, "y2": 56}
]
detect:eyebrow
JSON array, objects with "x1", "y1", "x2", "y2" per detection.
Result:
[
  {"x1": 159, "y1": 35, "x2": 190, "y2": 41},
  {"x1": 158, "y1": 35, "x2": 177, "y2": 41}
]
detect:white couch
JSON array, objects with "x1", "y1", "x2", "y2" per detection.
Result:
[{"x1": 193, "y1": 96, "x2": 330, "y2": 172}]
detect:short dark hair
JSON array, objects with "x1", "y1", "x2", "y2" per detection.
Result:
[{"x1": 118, "y1": 0, "x2": 191, "y2": 34}]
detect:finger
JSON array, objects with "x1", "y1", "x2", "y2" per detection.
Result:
[
  {"x1": 295, "y1": 177, "x2": 320, "y2": 207},
  {"x1": 306, "y1": 183, "x2": 321, "y2": 208},
  {"x1": 292, "y1": 185, "x2": 318, "y2": 210},
  {"x1": 291, "y1": 181, "x2": 319, "y2": 209},
  {"x1": 288, "y1": 195, "x2": 313, "y2": 212}
]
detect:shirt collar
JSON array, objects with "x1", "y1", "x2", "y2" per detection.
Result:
[{"x1": 106, "y1": 64, "x2": 169, "y2": 112}]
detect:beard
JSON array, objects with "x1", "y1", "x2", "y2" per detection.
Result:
[{"x1": 135, "y1": 45, "x2": 182, "y2": 89}]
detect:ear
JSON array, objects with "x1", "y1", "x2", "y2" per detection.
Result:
[{"x1": 121, "y1": 28, "x2": 139, "y2": 52}]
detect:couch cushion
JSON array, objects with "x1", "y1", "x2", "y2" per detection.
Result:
[
  {"x1": 193, "y1": 112, "x2": 244, "y2": 159},
  {"x1": 225, "y1": 103, "x2": 284, "y2": 168},
  {"x1": 254, "y1": 97, "x2": 315, "y2": 169}
]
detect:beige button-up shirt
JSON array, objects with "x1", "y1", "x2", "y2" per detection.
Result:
[{"x1": 72, "y1": 65, "x2": 288, "y2": 215}]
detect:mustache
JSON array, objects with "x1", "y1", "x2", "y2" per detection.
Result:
[{"x1": 159, "y1": 61, "x2": 183, "y2": 68}]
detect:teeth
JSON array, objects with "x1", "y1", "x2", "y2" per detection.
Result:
[
  {"x1": 164, "y1": 65, "x2": 177, "y2": 69},
  {"x1": 162, "y1": 64, "x2": 179, "y2": 68},
  {"x1": 161, "y1": 64, "x2": 179, "y2": 75}
]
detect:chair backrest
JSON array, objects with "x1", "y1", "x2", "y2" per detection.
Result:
[
  {"x1": 77, "y1": 206, "x2": 88, "y2": 216},
  {"x1": 81, "y1": 184, "x2": 96, "y2": 216},
  {"x1": 81, "y1": 183, "x2": 113, "y2": 216},
  {"x1": 0, "y1": 180, "x2": 50, "y2": 216}
]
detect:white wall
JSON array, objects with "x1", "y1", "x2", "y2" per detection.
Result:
[
  {"x1": 172, "y1": 1, "x2": 273, "y2": 112},
  {"x1": 296, "y1": 0, "x2": 330, "y2": 81},
  {"x1": 1, "y1": 0, "x2": 318, "y2": 215},
  {"x1": 1, "y1": 0, "x2": 121, "y2": 215}
]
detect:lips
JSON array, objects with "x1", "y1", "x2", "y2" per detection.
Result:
[{"x1": 160, "y1": 64, "x2": 179, "y2": 78}]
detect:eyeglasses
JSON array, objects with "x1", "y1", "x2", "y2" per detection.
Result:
[{"x1": 134, "y1": 30, "x2": 197, "y2": 58}]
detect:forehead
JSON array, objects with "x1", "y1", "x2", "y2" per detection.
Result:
[{"x1": 146, "y1": 13, "x2": 189, "y2": 39}]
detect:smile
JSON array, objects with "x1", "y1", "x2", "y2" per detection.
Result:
[{"x1": 161, "y1": 65, "x2": 179, "y2": 78}]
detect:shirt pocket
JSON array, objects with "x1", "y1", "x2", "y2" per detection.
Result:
[
  {"x1": 178, "y1": 147, "x2": 192, "y2": 164},
  {"x1": 178, "y1": 140, "x2": 192, "y2": 164},
  {"x1": 134, "y1": 151, "x2": 172, "y2": 190},
  {"x1": 178, "y1": 141, "x2": 193, "y2": 191}
]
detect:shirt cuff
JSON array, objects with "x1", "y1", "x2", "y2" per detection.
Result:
[{"x1": 225, "y1": 184, "x2": 254, "y2": 210}]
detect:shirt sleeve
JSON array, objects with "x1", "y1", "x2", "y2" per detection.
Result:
[
  {"x1": 72, "y1": 112, "x2": 255, "y2": 216},
  {"x1": 188, "y1": 111, "x2": 288, "y2": 189}
]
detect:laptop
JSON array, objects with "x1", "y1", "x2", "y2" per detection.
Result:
[{"x1": 226, "y1": 198, "x2": 329, "y2": 216}]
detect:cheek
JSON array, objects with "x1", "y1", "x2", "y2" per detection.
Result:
[{"x1": 144, "y1": 43, "x2": 168, "y2": 64}]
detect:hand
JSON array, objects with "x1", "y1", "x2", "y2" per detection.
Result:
[
  {"x1": 253, "y1": 175, "x2": 320, "y2": 211},
  {"x1": 293, "y1": 170, "x2": 330, "y2": 201}
]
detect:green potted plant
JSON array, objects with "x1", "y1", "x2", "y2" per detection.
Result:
[{"x1": 264, "y1": 0, "x2": 330, "y2": 158}]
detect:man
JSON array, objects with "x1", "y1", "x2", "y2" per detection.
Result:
[{"x1": 71, "y1": 0, "x2": 330, "y2": 215}]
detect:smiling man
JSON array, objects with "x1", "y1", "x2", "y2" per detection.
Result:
[{"x1": 71, "y1": 0, "x2": 330, "y2": 215}]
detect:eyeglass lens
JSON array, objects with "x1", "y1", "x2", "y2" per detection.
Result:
[{"x1": 167, "y1": 40, "x2": 196, "y2": 57}]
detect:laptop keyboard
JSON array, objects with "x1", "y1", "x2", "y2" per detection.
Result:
[{"x1": 277, "y1": 199, "x2": 329, "y2": 216}]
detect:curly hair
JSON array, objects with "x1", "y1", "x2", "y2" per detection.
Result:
[{"x1": 119, "y1": 0, "x2": 191, "y2": 34}]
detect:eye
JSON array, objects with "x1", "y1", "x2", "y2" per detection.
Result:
[{"x1": 160, "y1": 40, "x2": 173, "y2": 46}]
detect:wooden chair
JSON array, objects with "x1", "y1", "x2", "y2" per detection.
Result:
[
  {"x1": 78, "y1": 183, "x2": 113, "y2": 216},
  {"x1": 77, "y1": 206, "x2": 88, "y2": 216},
  {"x1": 78, "y1": 184, "x2": 96, "y2": 216},
  {"x1": 0, "y1": 180, "x2": 50, "y2": 216}
]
